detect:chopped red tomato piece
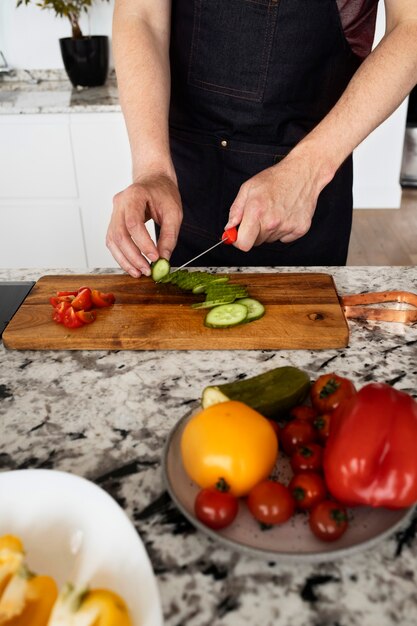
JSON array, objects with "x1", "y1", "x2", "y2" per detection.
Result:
[
  {"x1": 52, "y1": 301, "x2": 72, "y2": 323},
  {"x1": 56, "y1": 290, "x2": 78, "y2": 297},
  {"x1": 71, "y1": 287, "x2": 92, "y2": 311},
  {"x1": 50, "y1": 295, "x2": 74, "y2": 307},
  {"x1": 76, "y1": 310, "x2": 96, "y2": 324},
  {"x1": 50, "y1": 285, "x2": 115, "y2": 329},
  {"x1": 63, "y1": 306, "x2": 84, "y2": 329},
  {"x1": 91, "y1": 289, "x2": 115, "y2": 308}
]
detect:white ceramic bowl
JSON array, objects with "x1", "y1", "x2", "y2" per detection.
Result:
[{"x1": 0, "y1": 469, "x2": 163, "y2": 626}]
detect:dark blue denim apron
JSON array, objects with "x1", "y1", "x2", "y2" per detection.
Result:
[{"x1": 166, "y1": 0, "x2": 361, "y2": 266}]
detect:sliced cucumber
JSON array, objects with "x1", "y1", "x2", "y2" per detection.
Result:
[
  {"x1": 169, "y1": 270, "x2": 189, "y2": 285},
  {"x1": 204, "y1": 303, "x2": 248, "y2": 328},
  {"x1": 192, "y1": 297, "x2": 236, "y2": 309},
  {"x1": 151, "y1": 258, "x2": 171, "y2": 282},
  {"x1": 192, "y1": 276, "x2": 229, "y2": 294},
  {"x1": 236, "y1": 297, "x2": 265, "y2": 322}
]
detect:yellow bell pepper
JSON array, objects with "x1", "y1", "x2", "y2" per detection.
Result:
[
  {"x1": 0, "y1": 536, "x2": 25, "y2": 600},
  {"x1": 47, "y1": 583, "x2": 132, "y2": 626},
  {"x1": 181, "y1": 400, "x2": 278, "y2": 497},
  {"x1": 0, "y1": 566, "x2": 57, "y2": 625}
]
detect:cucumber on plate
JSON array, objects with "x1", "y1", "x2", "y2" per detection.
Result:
[{"x1": 201, "y1": 366, "x2": 311, "y2": 418}]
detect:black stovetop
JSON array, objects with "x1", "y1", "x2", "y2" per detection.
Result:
[{"x1": 0, "y1": 282, "x2": 35, "y2": 337}]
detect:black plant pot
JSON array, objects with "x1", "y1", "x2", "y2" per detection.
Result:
[{"x1": 59, "y1": 35, "x2": 109, "y2": 88}]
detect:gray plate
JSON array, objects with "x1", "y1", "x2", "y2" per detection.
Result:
[{"x1": 162, "y1": 404, "x2": 415, "y2": 563}]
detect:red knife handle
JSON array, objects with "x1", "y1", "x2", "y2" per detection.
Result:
[{"x1": 221, "y1": 226, "x2": 238, "y2": 245}]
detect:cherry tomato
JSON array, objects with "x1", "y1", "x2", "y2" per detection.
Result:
[
  {"x1": 63, "y1": 306, "x2": 84, "y2": 329},
  {"x1": 194, "y1": 479, "x2": 239, "y2": 530},
  {"x1": 310, "y1": 373, "x2": 356, "y2": 413},
  {"x1": 289, "y1": 405, "x2": 318, "y2": 422},
  {"x1": 289, "y1": 472, "x2": 327, "y2": 510},
  {"x1": 309, "y1": 500, "x2": 348, "y2": 542},
  {"x1": 290, "y1": 443, "x2": 323, "y2": 473},
  {"x1": 279, "y1": 418, "x2": 317, "y2": 456},
  {"x1": 76, "y1": 310, "x2": 96, "y2": 324},
  {"x1": 91, "y1": 289, "x2": 116, "y2": 308},
  {"x1": 71, "y1": 287, "x2": 92, "y2": 311},
  {"x1": 247, "y1": 480, "x2": 295, "y2": 526},
  {"x1": 313, "y1": 413, "x2": 332, "y2": 443}
]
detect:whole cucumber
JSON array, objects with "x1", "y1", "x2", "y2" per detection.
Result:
[{"x1": 201, "y1": 366, "x2": 310, "y2": 419}]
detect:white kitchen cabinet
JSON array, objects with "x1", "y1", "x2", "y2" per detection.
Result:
[
  {"x1": 0, "y1": 114, "x2": 86, "y2": 268},
  {"x1": 0, "y1": 115, "x2": 77, "y2": 198},
  {"x1": 0, "y1": 202, "x2": 85, "y2": 267},
  {"x1": 0, "y1": 112, "x2": 156, "y2": 269},
  {"x1": 70, "y1": 113, "x2": 143, "y2": 268}
]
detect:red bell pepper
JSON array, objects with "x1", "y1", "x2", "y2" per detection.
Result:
[{"x1": 323, "y1": 382, "x2": 417, "y2": 509}]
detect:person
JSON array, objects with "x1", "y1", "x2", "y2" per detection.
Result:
[{"x1": 106, "y1": 0, "x2": 417, "y2": 277}]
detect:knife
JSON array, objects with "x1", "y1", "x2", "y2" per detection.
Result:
[{"x1": 175, "y1": 226, "x2": 238, "y2": 271}]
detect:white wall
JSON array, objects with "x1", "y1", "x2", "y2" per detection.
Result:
[{"x1": 0, "y1": 0, "x2": 115, "y2": 69}]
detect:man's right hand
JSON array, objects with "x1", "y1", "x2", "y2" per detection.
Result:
[{"x1": 106, "y1": 173, "x2": 183, "y2": 277}]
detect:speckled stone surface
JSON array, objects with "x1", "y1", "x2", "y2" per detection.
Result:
[
  {"x1": 1, "y1": 266, "x2": 416, "y2": 626},
  {"x1": 0, "y1": 69, "x2": 120, "y2": 114}
]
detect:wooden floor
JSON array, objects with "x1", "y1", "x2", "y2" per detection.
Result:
[{"x1": 347, "y1": 189, "x2": 417, "y2": 265}]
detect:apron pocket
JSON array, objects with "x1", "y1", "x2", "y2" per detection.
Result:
[{"x1": 188, "y1": 0, "x2": 279, "y2": 102}]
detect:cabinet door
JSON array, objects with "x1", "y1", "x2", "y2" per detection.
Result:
[
  {"x1": 0, "y1": 203, "x2": 86, "y2": 267},
  {"x1": 0, "y1": 115, "x2": 77, "y2": 198},
  {"x1": 70, "y1": 113, "x2": 156, "y2": 268},
  {"x1": 0, "y1": 114, "x2": 86, "y2": 267}
]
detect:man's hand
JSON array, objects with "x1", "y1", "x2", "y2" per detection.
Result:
[
  {"x1": 106, "y1": 173, "x2": 183, "y2": 277},
  {"x1": 225, "y1": 148, "x2": 333, "y2": 251}
]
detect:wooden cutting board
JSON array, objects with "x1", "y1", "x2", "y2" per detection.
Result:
[{"x1": 3, "y1": 273, "x2": 349, "y2": 350}]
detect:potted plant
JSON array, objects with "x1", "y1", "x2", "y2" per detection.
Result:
[{"x1": 16, "y1": 0, "x2": 110, "y2": 87}]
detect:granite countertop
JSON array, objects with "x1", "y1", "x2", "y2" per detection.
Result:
[
  {"x1": 1, "y1": 266, "x2": 417, "y2": 626},
  {"x1": 0, "y1": 69, "x2": 121, "y2": 114}
]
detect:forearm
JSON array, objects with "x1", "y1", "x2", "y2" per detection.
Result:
[
  {"x1": 113, "y1": 0, "x2": 175, "y2": 181},
  {"x1": 294, "y1": 18, "x2": 417, "y2": 188}
]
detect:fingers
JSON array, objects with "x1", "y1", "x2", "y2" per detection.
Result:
[
  {"x1": 158, "y1": 214, "x2": 181, "y2": 260},
  {"x1": 124, "y1": 191, "x2": 159, "y2": 263},
  {"x1": 224, "y1": 183, "x2": 248, "y2": 230},
  {"x1": 107, "y1": 176, "x2": 183, "y2": 277},
  {"x1": 234, "y1": 206, "x2": 262, "y2": 252},
  {"x1": 107, "y1": 187, "x2": 157, "y2": 277},
  {"x1": 229, "y1": 165, "x2": 315, "y2": 251},
  {"x1": 106, "y1": 217, "x2": 152, "y2": 278}
]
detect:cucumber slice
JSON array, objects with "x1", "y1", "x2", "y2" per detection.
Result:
[
  {"x1": 151, "y1": 258, "x2": 171, "y2": 282},
  {"x1": 169, "y1": 270, "x2": 189, "y2": 285},
  {"x1": 236, "y1": 297, "x2": 265, "y2": 322},
  {"x1": 204, "y1": 303, "x2": 248, "y2": 328},
  {"x1": 192, "y1": 297, "x2": 236, "y2": 309},
  {"x1": 192, "y1": 276, "x2": 229, "y2": 294},
  {"x1": 205, "y1": 286, "x2": 248, "y2": 298}
]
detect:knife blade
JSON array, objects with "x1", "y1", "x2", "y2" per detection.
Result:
[{"x1": 175, "y1": 226, "x2": 238, "y2": 271}]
